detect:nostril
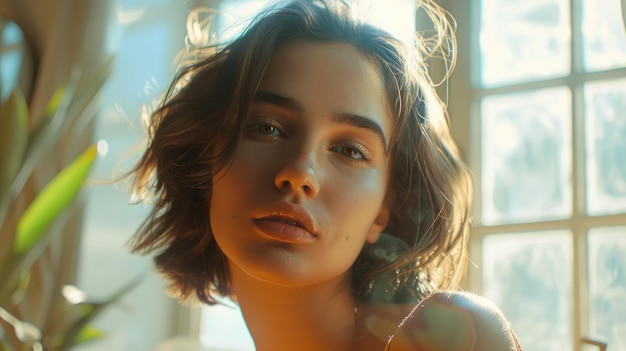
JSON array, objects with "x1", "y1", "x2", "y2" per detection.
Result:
[
  {"x1": 276, "y1": 180, "x2": 315, "y2": 195},
  {"x1": 279, "y1": 180, "x2": 291, "y2": 190},
  {"x1": 273, "y1": 166, "x2": 319, "y2": 197}
]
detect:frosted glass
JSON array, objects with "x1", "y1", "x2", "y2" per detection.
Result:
[
  {"x1": 482, "y1": 231, "x2": 573, "y2": 351},
  {"x1": 587, "y1": 227, "x2": 626, "y2": 351},
  {"x1": 584, "y1": 79, "x2": 626, "y2": 216},
  {"x1": 481, "y1": 87, "x2": 572, "y2": 225},
  {"x1": 480, "y1": 0, "x2": 570, "y2": 88},
  {"x1": 582, "y1": 0, "x2": 626, "y2": 72}
]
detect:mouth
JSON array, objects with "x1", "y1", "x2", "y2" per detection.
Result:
[
  {"x1": 253, "y1": 202, "x2": 318, "y2": 243},
  {"x1": 265, "y1": 217, "x2": 304, "y2": 228}
]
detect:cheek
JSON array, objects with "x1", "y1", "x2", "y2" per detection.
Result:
[
  {"x1": 337, "y1": 167, "x2": 387, "y2": 205},
  {"x1": 323, "y1": 169, "x2": 388, "y2": 234},
  {"x1": 212, "y1": 142, "x2": 274, "y2": 197},
  {"x1": 209, "y1": 141, "x2": 281, "y2": 232},
  {"x1": 209, "y1": 151, "x2": 254, "y2": 233}
]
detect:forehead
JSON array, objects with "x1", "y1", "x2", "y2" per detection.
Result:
[{"x1": 257, "y1": 40, "x2": 393, "y2": 136}]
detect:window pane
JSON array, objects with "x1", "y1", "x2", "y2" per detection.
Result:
[
  {"x1": 481, "y1": 87, "x2": 572, "y2": 224},
  {"x1": 584, "y1": 79, "x2": 626, "y2": 216},
  {"x1": 482, "y1": 231, "x2": 573, "y2": 351},
  {"x1": 200, "y1": 299, "x2": 254, "y2": 350},
  {"x1": 588, "y1": 227, "x2": 626, "y2": 351},
  {"x1": 582, "y1": 0, "x2": 626, "y2": 72},
  {"x1": 479, "y1": 0, "x2": 570, "y2": 88}
]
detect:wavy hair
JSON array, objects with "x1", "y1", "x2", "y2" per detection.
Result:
[{"x1": 129, "y1": 0, "x2": 472, "y2": 304}]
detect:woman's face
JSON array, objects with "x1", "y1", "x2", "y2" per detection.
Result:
[{"x1": 210, "y1": 40, "x2": 393, "y2": 288}]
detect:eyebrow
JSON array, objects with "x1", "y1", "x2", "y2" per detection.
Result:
[{"x1": 254, "y1": 91, "x2": 388, "y2": 150}]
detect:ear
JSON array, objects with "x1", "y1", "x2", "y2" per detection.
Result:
[{"x1": 366, "y1": 195, "x2": 393, "y2": 244}]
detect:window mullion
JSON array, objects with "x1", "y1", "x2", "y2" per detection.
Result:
[
  {"x1": 445, "y1": 0, "x2": 483, "y2": 293},
  {"x1": 570, "y1": 0, "x2": 585, "y2": 347},
  {"x1": 571, "y1": 0, "x2": 584, "y2": 74},
  {"x1": 473, "y1": 67, "x2": 626, "y2": 100}
]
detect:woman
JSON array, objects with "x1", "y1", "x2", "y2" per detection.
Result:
[{"x1": 129, "y1": 1, "x2": 522, "y2": 350}]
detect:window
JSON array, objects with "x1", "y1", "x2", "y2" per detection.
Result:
[{"x1": 443, "y1": 0, "x2": 626, "y2": 350}]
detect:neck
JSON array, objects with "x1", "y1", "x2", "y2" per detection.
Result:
[{"x1": 229, "y1": 263, "x2": 358, "y2": 351}]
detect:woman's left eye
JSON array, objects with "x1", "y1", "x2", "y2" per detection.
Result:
[
  {"x1": 256, "y1": 124, "x2": 279, "y2": 135},
  {"x1": 330, "y1": 144, "x2": 369, "y2": 161},
  {"x1": 249, "y1": 120, "x2": 286, "y2": 138}
]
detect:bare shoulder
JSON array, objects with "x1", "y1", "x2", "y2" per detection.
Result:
[
  {"x1": 372, "y1": 290, "x2": 522, "y2": 351},
  {"x1": 429, "y1": 290, "x2": 522, "y2": 350}
]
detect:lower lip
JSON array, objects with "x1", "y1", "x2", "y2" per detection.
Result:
[{"x1": 254, "y1": 219, "x2": 316, "y2": 244}]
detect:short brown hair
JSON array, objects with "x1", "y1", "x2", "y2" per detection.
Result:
[{"x1": 129, "y1": 0, "x2": 472, "y2": 304}]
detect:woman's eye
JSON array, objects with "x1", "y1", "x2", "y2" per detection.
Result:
[
  {"x1": 249, "y1": 121, "x2": 285, "y2": 138},
  {"x1": 331, "y1": 145, "x2": 369, "y2": 161},
  {"x1": 258, "y1": 124, "x2": 278, "y2": 135}
]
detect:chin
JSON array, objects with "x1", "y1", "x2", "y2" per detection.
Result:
[{"x1": 231, "y1": 246, "x2": 350, "y2": 289}]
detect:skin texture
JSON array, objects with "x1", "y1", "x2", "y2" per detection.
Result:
[{"x1": 209, "y1": 40, "x2": 393, "y2": 350}]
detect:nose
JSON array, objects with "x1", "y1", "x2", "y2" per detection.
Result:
[{"x1": 273, "y1": 147, "x2": 320, "y2": 199}]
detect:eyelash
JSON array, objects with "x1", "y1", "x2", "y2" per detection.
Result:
[{"x1": 247, "y1": 118, "x2": 371, "y2": 162}]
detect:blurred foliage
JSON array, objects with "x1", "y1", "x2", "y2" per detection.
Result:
[{"x1": 0, "y1": 59, "x2": 141, "y2": 350}]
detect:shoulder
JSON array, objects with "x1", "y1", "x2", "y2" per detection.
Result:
[
  {"x1": 430, "y1": 291, "x2": 522, "y2": 350},
  {"x1": 383, "y1": 290, "x2": 522, "y2": 351}
]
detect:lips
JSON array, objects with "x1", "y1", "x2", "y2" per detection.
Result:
[{"x1": 253, "y1": 202, "x2": 318, "y2": 243}]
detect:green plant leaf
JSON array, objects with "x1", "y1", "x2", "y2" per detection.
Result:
[
  {"x1": 58, "y1": 276, "x2": 143, "y2": 351},
  {"x1": 66, "y1": 56, "x2": 114, "y2": 132},
  {"x1": 8, "y1": 73, "x2": 80, "y2": 211},
  {"x1": 73, "y1": 324, "x2": 104, "y2": 344},
  {"x1": 10, "y1": 58, "x2": 113, "y2": 212},
  {"x1": 13, "y1": 144, "x2": 97, "y2": 254},
  {"x1": 0, "y1": 338, "x2": 15, "y2": 351},
  {"x1": 0, "y1": 90, "x2": 29, "y2": 220},
  {"x1": 44, "y1": 84, "x2": 66, "y2": 120},
  {"x1": 8, "y1": 271, "x2": 29, "y2": 306}
]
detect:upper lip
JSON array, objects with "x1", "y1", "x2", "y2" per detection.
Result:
[{"x1": 253, "y1": 202, "x2": 318, "y2": 236}]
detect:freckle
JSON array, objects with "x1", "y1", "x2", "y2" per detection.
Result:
[{"x1": 345, "y1": 236, "x2": 349, "y2": 241}]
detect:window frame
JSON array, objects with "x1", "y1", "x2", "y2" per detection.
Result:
[{"x1": 440, "y1": 0, "x2": 626, "y2": 349}]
